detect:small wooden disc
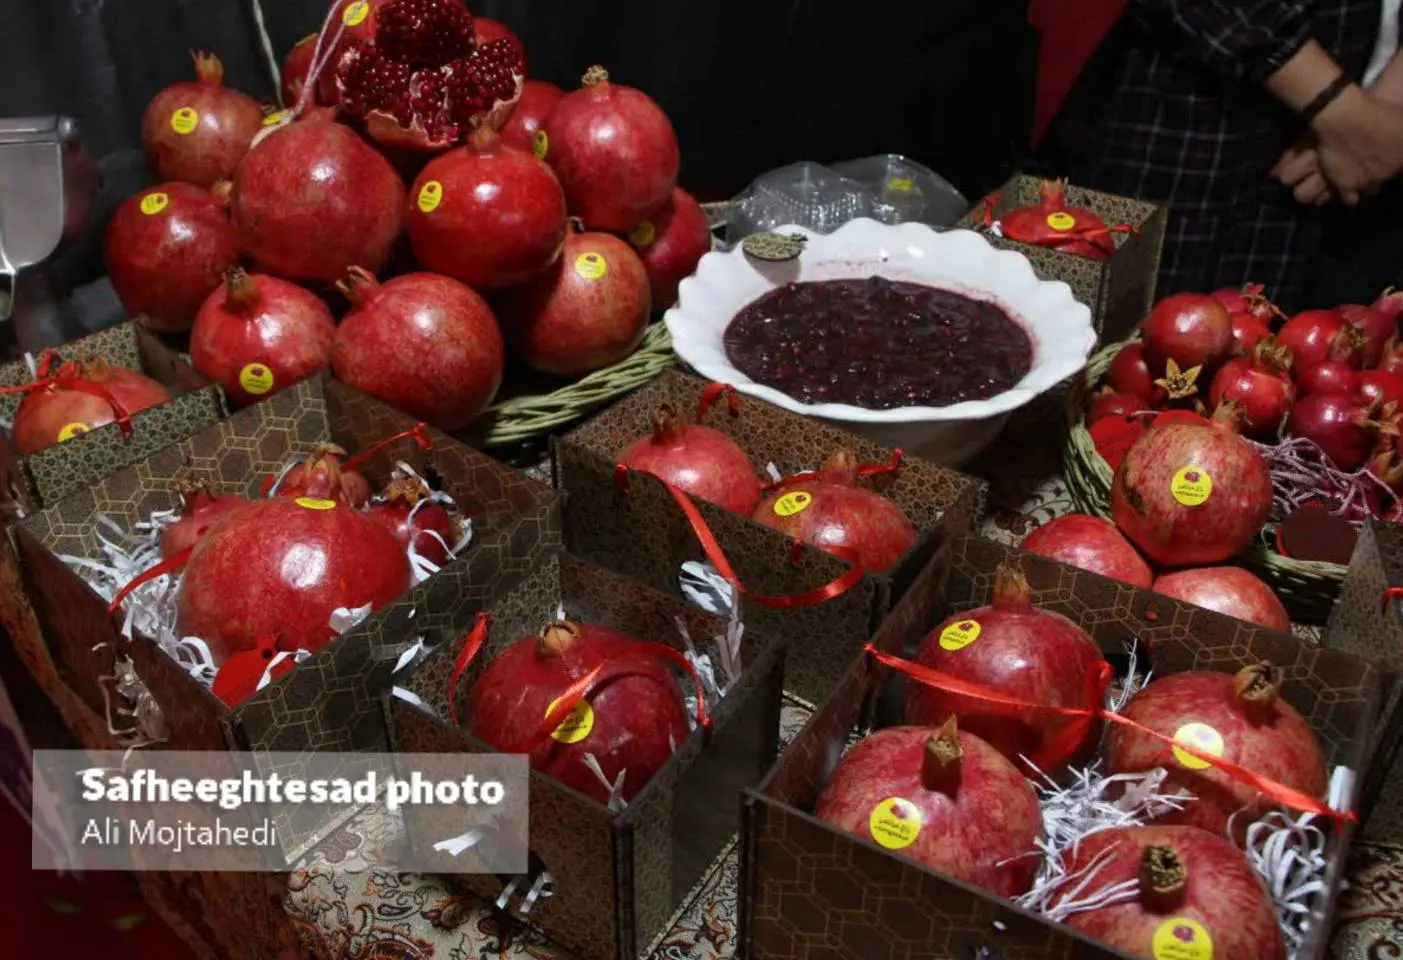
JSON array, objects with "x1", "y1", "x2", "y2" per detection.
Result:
[{"x1": 741, "y1": 232, "x2": 807, "y2": 262}]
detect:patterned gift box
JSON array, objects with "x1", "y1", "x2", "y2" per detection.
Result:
[
  {"x1": 8, "y1": 375, "x2": 560, "y2": 863},
  {"x1": 552, "y1": 368, "x2": 985, "y2": 706},
  {"x1": 391, "y1": 551, "x2": 788, "y2": 960},
  {"x1": 741, "y1": 535, "x2": 1379, "y2": 960},
  {"x1": 957, "y1": 175, "x2": 1168, "y2": 343}
]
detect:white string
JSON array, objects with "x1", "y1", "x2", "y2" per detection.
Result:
[{"x1": 246, "y1": 0, "x2": 283, "y2": 102}]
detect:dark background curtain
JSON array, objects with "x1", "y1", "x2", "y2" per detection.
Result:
[{"x1": 0, "y1": 0, "x2": 1035, "y2": 295}]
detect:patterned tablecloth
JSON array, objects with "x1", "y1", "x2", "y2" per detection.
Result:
[{"x1": 274, "y1": 396, "x2": 1403, "y2": 958}]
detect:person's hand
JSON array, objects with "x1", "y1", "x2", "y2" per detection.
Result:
[
  {"x1": 1307, "y1": 85, "x2": 1403, "y2": 204},
  {"x1": 1272, "y1": 137, "x2": 1336, "y2": 205}
]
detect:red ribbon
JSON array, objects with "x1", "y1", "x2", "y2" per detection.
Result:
[
  {"x1": 107, "y1": 545, "x2": 193, "y2": 616},
  {"x1": 341, "y1": 422, "x2": 433, "y2": 473},
  {"x1": 1381, "y1": 586, "x2": 1403, "y2": 614},
  {"x1": 696, "y1": 382, "x2": 740, "y2": 422},
  {"x1": 761, "y1": 448, "x2": 905, "y2": 495},
  {"x1": 446, "y1": 614, "x2": 489, "y2": 728},
  {"x1": 865, "y1": 645, "x2": 1352, "y2": 822},
  {"x1": 0, "y1": 351, "x2": 135, "y2": 440}
]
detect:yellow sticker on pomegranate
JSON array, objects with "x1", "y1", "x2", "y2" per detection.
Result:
[
  {"x1": 628, "y1": 220, "x2": 657, "y2": 248},
  {"x1": 1151, "y1": 917, "x2": 1213, "y2": 960},
  {"x1": 1170, "y1": 466, "x2": 1213, "y2": 506},
  {"x1": 140, "y1": 192, "x2": 170, "y2": 216},
  {"x1": 868, "y1": 797, "x2": 922, "y2": 850},
  {"x1": 56, "y1": 422, "x2": 91, "y2": 443},
  {"x1": 294, "y1": 497, "x2": 337, "y2": 511},
  {"x1": 1046, "y1": 211, "x2": 1076, "y2": 232},
  {"x1": 342, "y1": 0, "x2": 370, "y2": 26},
  {"x1": 532, "y1": 129, "x2": 549, "y2": 160},
  {"x1": 238, "y1": 363, "x2": 275, "y2": 396},
  {"x1": 1171, "y1": 722, "x2": 1225, "y2": 770},
  {"x1": 417, "y1": 180, "x2": 444, "y2": 213},
  {"x1": 772, "y1": 491, "x2": 812, "y2": 517},
  {"x1": 545, "y1": 696, "x2": 594, "y2": 744},
  {"x1": 574, "y1": 252, "x2": 607, "y2": 280},
  {"x1": 170, "y1": 107, "x2": 199, "y2": 135},
  {"x1": 938, "y1": 619, "x2": 981, "y2": 652}
]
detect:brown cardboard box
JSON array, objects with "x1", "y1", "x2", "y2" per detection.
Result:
[
  {"x1": 552, "y1": 368, "x2": 985, "y2": 705},
  {"x1": 741, "y1": 535, "x2": 1378, "y2": 960},
  {"x1": 957, "y1": 175, "x2": 1168, "y2": 343},
  {"x1": 8, "y1": 375, "x2": 560, "y2": 860},
  {"x1": 392, "y1": 551, "x2": 787, "y2": 960}
]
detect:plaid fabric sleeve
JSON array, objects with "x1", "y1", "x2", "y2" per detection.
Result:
[{"x1": 1134, "y1": 0, "x2": 1315, "y2": 82}]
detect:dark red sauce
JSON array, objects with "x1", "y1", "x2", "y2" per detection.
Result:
[{"x1": 723, "y1": 277, "x2": 1033, "y2": 409}]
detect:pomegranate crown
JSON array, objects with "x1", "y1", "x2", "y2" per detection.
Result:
[
  {"x1": 335, "y1": 266, "x2": 381, "y2": 306},
  {"x1": 192, "y1": 51, "x2": 225, "y2": 86},
  {"x1": 921, "y1": 716, "x2": 963, "y2": 794},
  {"x1": 820, "y1": 449, "x2": 860, "y2": 484},
  {"x1": 1137, "y1": 844, "x2": 1188, "y2": 911},
  {"x1": 1251, "y1": 337, "x2": 1292, "y2": 374},
  {"x1": 223, "y1": 266, "x2": 259, "y2": 309},
  {"x1": 380, "y1": 475, "x2": 431, "y2": 506},
  {"x1": 1037, "y1": 178, "x2": 1069, "y2": 207},
  {"x1": 650, "y1": 404, "x2": 687, "y2": 443},
  {"x1": 991, "y1": 561, "x2": 1033, "y2": 611},
  {"x1": 581, "y1": 64, "x2": 611, "y2": 88},
  {"x1": 538, "y1": 620, "x2": 580, "y2": 657},
  {"x1": 1232, "y1": 661, "x2": 1283, "y2": 721}
]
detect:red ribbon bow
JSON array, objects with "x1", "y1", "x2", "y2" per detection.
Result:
[{"x1": 0, "y1": 349, "x2": 135, "y2": 440}]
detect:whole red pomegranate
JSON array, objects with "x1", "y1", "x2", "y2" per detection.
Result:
[
  {"x1": 752, "y1": 450, "x2": 916, "y2": 574},
  {"x1": 1106, "y1": 662, "x2": 1326, "y2": 836},
  {"x1": 1152, "y1": 567, "x2": 1290, "y2": 631},
  {"x1": 616, "y1": 404, "x2": 762, "y2": 514},
  {"x1": 467, "y1": 621, "x2": 691, "y2": 805},
  {"x1": 541, "y1": 66, "x2": 680, "y2": 231},
  {"x1": 1296, "y1": 359, "x2": 1357, "y2": 397},
  {"x1": 495, "y1": 227, "x2": 650, "y2": 377},
  {"x1": 1020, "y1": 514, "x2": 1153, "y2": 587},
  {"x1": 332, "y1": 0, "x2": 524, "y2": 152},
  {"x1": 1087, "y1": 388, "x2": 1145, "y2": 425},
  {"x1": 500, "y1": 80, "x2": 563, "y2": 154},
  {"x1": 1286, "y1": 390, "x2": 1383, "y2": 471},
  {"x1": 625, "y1": 188, "x2": 712, "y2": 310},
  {"x1": 11, "y1": 358, "x2": 171, "y2": 455},
  {"x1": 366, "y1": 476, "x2": 459, "y2": 566},
  {"x1": 1142, "y1": 293, "x2": 1234, "y2": 374},
  {"x1": 814, "y1": 721, "x2": 1042, "y2": 896},
  {"x1": 317, "y1": 0, "x2": 386, "y2": 104},
  {"x1": 1340, "y1": 302, "x2": 1394, "y2": 368},
  {"x1": 189, "y1": 268, "x2": 336, "y2": 407},
  {"x1": 998, "y1": 179, "x2": 1116, "y2": 260},
  {"x1": 1206, "y1": 340, "x2": 1294, "y2": 439},
  {"x1": 906, "y1": 562, "x2": 1105, "y2": 768},
  {"x1": 1278, "y1": 309, "x2": 1364, "y2": 371},
  {"x1": 332, "y1": 269, "x2": 505, "y2": 430},
  {"x1": 473, "y1": 17, "x2": 526, "y2": 72},
  {"x1": 274, "y1": 443, "x2": 372, "y2": 509},
  {"x1": 406, "y1": 126, "x2": 567, "y2": 289},
  {"x1": 1111, "y1": 403, "x2": 1272, "y2": 566},
  {"x1": 1105, "y1": 342, "x2": 1164, "y2": 406},
  {"x1": 141, "y1": 53, "x2": 263, "y2": 189},
  {"x1": 231, "y1": 120, "x2": 406, "y2": 283},
  {"x1": 281, "y1": 34, "x2": 319, "y2": 107},
  {"x1": 176, "y1": 496, "x2": 411, "y2": 661},
  {"x1": 103, "y1": 182, "x2": 239, "y2": 333},
  {"x1": 161, "y1": 484, "x2": 248, "y2": 559},
  {"x1": 1358, "y1": 369, "x2": 1403, "y2": 410},
  {"x1": 1054, "y1": 825, "x2": 1285, "y2": 960},
  {"x1": 1230, "y1": 310, "x2": 1273, "y2": 355}
]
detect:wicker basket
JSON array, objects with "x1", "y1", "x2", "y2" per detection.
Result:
[{"x1": 1063, "y1": 338, "x2": 1348, "y2": 623}]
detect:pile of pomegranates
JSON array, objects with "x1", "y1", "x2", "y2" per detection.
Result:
[{"x1": 95, "y1": 0, "x2": 715, "y2": 435}]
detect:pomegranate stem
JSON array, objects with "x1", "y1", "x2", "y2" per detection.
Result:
[
  {"x1": 1232, "y1": 661, "x2": 1282, "y2": 723},
  {"x1": 651, "y1": 404, "x2": 685, "y2": 444},
  {"x1": 538, "y1": 621, "x2": 580, "y2": 657},
  {"x1": 821, "y1": 449, "x2": 859, "y2": 484},
  {"x1": 335, "y1": 266, "x2": 379, "y2": 306},
  {"x1": 921, "y1": 717, "x2": 962, "y2": 795},
  {"x1": 224, "y1": 267, "x2": 258, "y2": 310},
  {"x1": 1138, "y1": 845, "x2": 1188, "y2": 912},
  {"x1": 193, "y1": 51, "x2": 225, "y2": 86},
  {"x1": 582, "y1": 65, "x2": 609, "y2": 86},
  {"x1": 991, "y1": 561, "x2": 1033, "y2": 611}
]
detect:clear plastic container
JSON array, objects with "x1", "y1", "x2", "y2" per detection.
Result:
[
  {"x1": 830, "y1": 154, "x2": 969, "y2": 228},
  {"x1": 725, "y1": 162, "x2": 871, "y2": 243}
]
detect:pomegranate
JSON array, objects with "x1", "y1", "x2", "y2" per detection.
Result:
[
  {"x1": 1054, "y1": 825, "x2": 1285, "y2": 960},
  {"x1": 1277, "y1": 309, "x2": 1364, "y2": 371},
  {"x1": 1230, "y1": 310, "x2": 1274, "y2": 356},
  {"x1": 11, "y1": 358, "x2": 171, "y2": 455},
  {"x1": 333, "y1": 0, "x2": 523, "y2": 152},
  {"x1": 141, "y1": 53, "x2": 263, "y2": 189},
  {"x1": 1106, "y1": 662, "x2": 1327, "y2": 836},
  {"x1": 1087, "y1": 388, "x2": 1145, "y2": 425},
  {"x1": 1105, "y1": 342, "x2": 1164, "y2": 406},
  {"x1": 752, "y1": 450, "x2": 916, "y2": 574},
  {"x1": 1142, "y1": 293, "x2": 1234, "y2": 374},
  {"x1": 176, "y1": 496, "x2": 411, "y2": 661},
  {"x1": 103, "y1": 182, "x2": 239, "y2": 333},
  {"x1": 1111, "y1": 403, "x2": 1273, "y2": 566},
  {"x1": 1206, "y1": 340, "x2": 1293, "y2": 439},
  {"x1": 274, "y1": 443, "x2": 372, "y2": 509},
  {"x1": 625, "y1": 187, "x2": 713, "y2": 310},
  {"x1": 1152, "y1": 567, "x2": 1290, "y2": 631},
  {"x1": 499, "y1": 80, "x2": 563, "y2": 154},
  {"x1": 814, "y1": 720, "x2": 1042, "y2": 896},
  {"x1": 1210, "y1": 283, "x2": 1274, "y2": 318},
  {"x1": 541, "y1": 66, "x2": 680, "y2": 231},
  {"x1": 161, "y1": 484, "x2": 248, "y2": 559},
  {"x1": 616, "y1": 404, "x2": 762, "y2": 514},
  {"x1": 366, "y1": 476, "x2": 459, "y2": 566},
  {"x1": 1381, "y1": 336, "x2": 1403, "y2": 377},
  {"x1": 1019, "y1": 514, "x2": 1153, "y2": 587},
  {"x1": 1359, "y1": 369, "x2": 1403, "y2": 410},
  {"x1": 997, "y1": 179, "x2": 1117, "y2": 260},
  {"x1": 317, "y1": 0, "x2": 386, "y2": 104},
  {"x1": 473, "y1": 17, "x2": 526, "y2": 72},
  {"x1": 1286, "y1": 390, "x2": 1387, "y2": 471},
  {"x1": 406, "y1": 126, "x2": 567, "y2": 289},
  {"x1": 281, "y1": 34, "x2": 320, "y2": 107},
  {"x1": 332, "y1": 268, "x2": 505, "y2": 430},
  {"x1": 189, "y1": 268, "x2": 336, "y2": 407},
  {"x1": 1296, "y1": 359, "x2": 1357, "y2": 397},
  {"x1": 495, "y1": 227, "x2": 650, "y2": 377},
  {"x1": 1375, "y1": 287, "x2": 1403, "y2": 319},
  {"x1": 906, "y1": 562, "x2": 1105, "y2": 768},
  {"x1": 1340, "y1": 302, "x2": 1394, "y2": 368},
  {"x1": 467, "y1": 620, "x2": 691, "y2": 805},
  {"x1": 231, "y1": 120, "x2": 405, "y2": 283}
]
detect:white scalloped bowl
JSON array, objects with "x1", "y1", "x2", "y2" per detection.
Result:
[{"x1": 664, "y1": 219, "x2": 1097, "y2": 465}]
